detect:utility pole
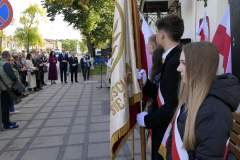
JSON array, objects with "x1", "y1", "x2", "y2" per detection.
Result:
[{"x1": 0, "y1": 30, "x2": 3, "y2": 55}]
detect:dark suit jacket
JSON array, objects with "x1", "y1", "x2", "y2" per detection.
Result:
[
  {"x1": 143, "y1": 45, "x2": 182, "y2": 128},
  {"x1": 13, "y1": 61, "x2": 22, "y2": 79},
  {"x1": 36, "y1": 58, "x2": 43, "y2": 72},
  {"x1": 69, "y1": 56, "x2": 78, "y2": 70},
  {"x1": 58, "y1": 53, "x2": 68, "y2": 69},
  {"x1": 143, "y1": 45, "x2": 181, "y2": 160},
  {"x1": 80, "y1": 58, "x2": 84, "y2": 68}
]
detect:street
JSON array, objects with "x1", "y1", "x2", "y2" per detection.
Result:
[{"x1": 0, "y1": 76, "x2": 151, "y2": 160}]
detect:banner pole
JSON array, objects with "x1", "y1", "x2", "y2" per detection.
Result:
[
  {"x1": 131, "y1": 132, "x2": 134, "y2": 160},
  {"x1": 132, "y1": 0, "x2": 146, "y2": 160},
  {"x1": 0, "y1": 93, "x2": 3, "y2": 131}
]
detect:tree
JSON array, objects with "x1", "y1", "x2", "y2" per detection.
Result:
[
  {"x1": 0, "y1": 30, "x2": 6, "y2": 54},
  {"x1": 42, "y1": 0, "x2": 114, "y2": 54},
  {"x1": 62, "y1": 40, "x2": 71, "y2": 51},
  {"x1": 79, "y1": 40, "x2": 88, "y2": 56},
  {"x1": 69, "y1": 40, "x2": 78, "y2": 52},
  {"x1": 0, "y1": 18, "x2": 15, "y2": 54},
  {"x1": 61, "y1": 40, "x2": 78, "y2": 52},
  {"x1": 13, "y1": 3, "x2": 46, "y2": 53}
]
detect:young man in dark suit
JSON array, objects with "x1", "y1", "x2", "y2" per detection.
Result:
[
  {"x1": 58, "y1": 48, "x2": 69, "y2": 83},
  {"x1": 137, "y1": 15, "x2": 184, "y2": 160},
  {"x1": 80, "y1": 54, "x2": 85, "y2": 78},
  {"x1": 69, "y1": 52, "x2": 79, "y2": 83}
]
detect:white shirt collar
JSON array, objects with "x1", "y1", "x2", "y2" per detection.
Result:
[{"x1": 162, "y1": 46, "x2": 177, "y2": 60}]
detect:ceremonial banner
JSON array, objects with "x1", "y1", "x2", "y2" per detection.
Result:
[
  {"x1": 110, "y1": 0, "x2": 141, "y2": 159},
  {"x1": 212, "y1": 5, "x2": 232, "y2": 73}
]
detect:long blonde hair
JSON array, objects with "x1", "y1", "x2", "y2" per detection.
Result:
[{"x1": 172, "y1": 42, "x2": 219, "y2": 150}]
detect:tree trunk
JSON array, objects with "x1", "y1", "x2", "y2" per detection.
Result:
[
  {"x1": 26, "y1": 44, "x2": 29, "y2": 54},
  {"x1": 86, "y1": 34, "x2": 93, "y2": 55}
]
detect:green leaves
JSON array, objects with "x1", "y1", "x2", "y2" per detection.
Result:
[
  {"x1": 79, "y1": 40, "x2": 88, "y2": 54},
  {"x1": 13, "y1": 3, "x2": 46, "y2": 52},
  {"x1": 85, "y1": 9, "x2": 100, "y2": 34},
  {"x1": 62, "y1": 40, "x2": 78, "y2": 52},
  {"x1": 42, "y1": 0, "x2": 114, "y2": 52}
]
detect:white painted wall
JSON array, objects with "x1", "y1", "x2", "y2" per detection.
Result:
[
  {"x1": 179, "y1": 0, "x2": 228, "y2": 75},
  {"x1": 180, "y1": 0, "x2": 228, "y2": 41}
]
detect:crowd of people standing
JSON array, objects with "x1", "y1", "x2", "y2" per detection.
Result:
[
  {"x1": 0, "y1": 50, "x2": 49, "y2": 129},
  {"x1": 0, "y1": 48, "x2": 102, "y2": 129}
]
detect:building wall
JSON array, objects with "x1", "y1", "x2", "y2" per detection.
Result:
[
  {"x1": 180, "y1": 0, "x2": 228, "y2": 42},
  {"x1": 179, "y1": 0, "x2": 228, "y2": 74}
]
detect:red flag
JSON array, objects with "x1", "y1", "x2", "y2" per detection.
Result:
[{"x1": 212, "y1": 5, "x2": 232, "y2": 73}]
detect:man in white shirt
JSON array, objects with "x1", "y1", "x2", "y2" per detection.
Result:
[{"x1": 83, "y1": 52, "x2": 91, "y2": 81}]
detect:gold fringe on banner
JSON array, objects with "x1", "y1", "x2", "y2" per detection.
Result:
[
  {"x1": 158, "y1": 143, "x2": 167, "y2": 160},
  {"x1": 128, "y1": 92, "x2": 141, "y2": 106},
  {"x1": 110, "y1": 92, "x2": 141, "y2": 160},
  {"x1": 111, "y1": 122, "x2": 137, "y2": 160}
]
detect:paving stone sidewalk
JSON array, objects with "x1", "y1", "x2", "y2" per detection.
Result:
[{"x1": 0, "y1": 76, "x2": 151, "y2": 160}]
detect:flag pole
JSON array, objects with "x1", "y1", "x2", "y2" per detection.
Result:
[
  {"x1": 131, "y1": 132, "x2": 134, "y2": 160},
  {"x1": 132, "y1": 0, "x2": 146, "y2": 160}
]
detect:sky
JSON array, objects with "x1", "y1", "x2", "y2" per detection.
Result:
[{"x1": 4, "y1": 0, "x2": 81, "y2": 40}]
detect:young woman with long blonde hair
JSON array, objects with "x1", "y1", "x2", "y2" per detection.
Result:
[{"x1": 166, "y1": 42, "x2": 240, "y2": 159}]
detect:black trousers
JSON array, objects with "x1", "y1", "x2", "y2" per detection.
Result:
[
  {"x1": 21, "y1": 72, "x2": 27, "y2": 86},
  {"x1": 60, "y1": 67, "x2": 67, "y2": 82},
  {"x1": 71, "y1": 68, "x2": 78, "y2": 82},
  {"x1": 84, "y1": 67, "x2": 90, "y2": 80},
  {"x1": 81, "y1": 67, "x2": 84, "y2": 77},
  {"x1": 152, "y1": 125, "x2": 168, "y2": 160},
  {"x1": 36, "y1": 79, "x2": 41, "y2": 89},
  {"x1": 1, "y1": 90, "x2": 12, "y2": 126},
  {"x1": 41, "y1": 73, "x2": 44, "y2": 84}
]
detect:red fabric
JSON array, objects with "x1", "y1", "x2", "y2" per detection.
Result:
[
  {"x1": 166, "y1": 138, "x2": 169, "y2": 149},
  {"x1": 112, "y1": 102, "x2": 140, "y2": 153},
  {"x1": 139, "y1": 27, "x2": 149, "y2": 109},
  {"x1": 172, "y1": 116, "x2": 181, "y2": 160},
  {"x1": 224, "y1": 143, "x2": 229, "y2": 160},
  {"x1": 199, "y1": 16, "x2": 210, "y2": 41},
  {"x1": 140, "y1": 28, "x2": 148, "y2": 77},
  {"x1": 212, "y1": 24, "x2": 231, "y2": 73}
]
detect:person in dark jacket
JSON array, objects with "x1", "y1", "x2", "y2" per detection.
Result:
[
  {"x1": 166, "y1": 42, "x2": 239, "y2": 160},
  {"x1": 0, "y1": 51, "x2": 20, "y2": 129},
  {"x1": 137, "y1": 14, "x2": 184, "y2": 159},
  {"x1": 80, "y1": 54, "x2": 85, "y2": 78},
  {"x1": 32, "y1": 54, "x2": 43, "y2": 91},
  {"x1": 147, "y1": 47, "x2": 164, "y2": 153},
  {"x1": 69, "y1": 52, "x2": 79, "y2": 83},
  {"x1": 58, "y1": 48, "x2": 69, "y2": 83},
  {"x1": 36, "y1": 53, "x2": 47, "y2": 86}
]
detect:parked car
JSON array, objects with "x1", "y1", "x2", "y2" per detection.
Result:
[{"x1": 52, "y1": 49, "x2": 61, "y2": 58}]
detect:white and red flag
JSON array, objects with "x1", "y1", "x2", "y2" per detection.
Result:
[
  {"x1": 212, "y1": 5, "x2": 232, "y2": 73},
  {"x1": 140, "y1": 13, "x2": 153, "y2": 75},
  {"x1": 196, "y1": 12, "x2": 210, "y2": 41}
]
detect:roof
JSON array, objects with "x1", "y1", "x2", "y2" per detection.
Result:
[{"x1": 42, "y1": 39, "x2": 52, "y2": 44}]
